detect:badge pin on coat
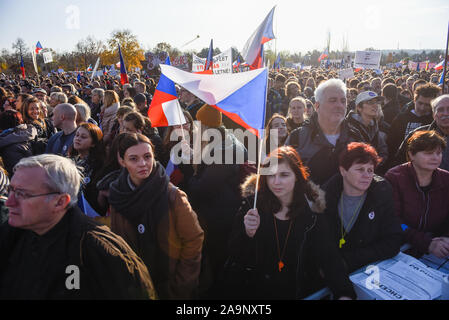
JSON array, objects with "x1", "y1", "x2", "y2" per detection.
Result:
[
  {"x1": 138, "y1": 224, "x2": 145, "y2": 234},
  {"x1": 368, "y1": 211, "x2": 375, "y2": 220}
]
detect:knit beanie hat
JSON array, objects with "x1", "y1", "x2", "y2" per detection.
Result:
[{"x1": 196, "y1": 104, "x2": 222, "y2": 128}]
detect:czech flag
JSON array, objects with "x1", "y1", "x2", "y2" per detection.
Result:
[
  {"x1": 439, "y1": 72, "x2": 445, "y2": 85},
  {"x1": 148, "y1": 57, "x2": 186, "y2": 127},
  {"x1": 86, "y1": 64, "x2": 93, "y2": 72},
  {"x1": 78, "y1": 191, "x2": 100, "y2": 218},
  {"x1": 160, "y1": 64, "x2": 268, "y2": 137},
  {"x1": 242, "y1": 6, "x2": 275, "y2": 68},
  {"x1": 318, "y1": 48, "x2": 329, "y2": 62},
  {"x1": 35, "y1": 41, "x2": 43, "y2": 54},
  {"x1": 250, "y1": 43, "x2": 264, "y2": 70},
  {"x1": 20, "y1": 55, "x2": 25, "y2": 78},
  {"x1": 165, "y1": 158, "x2": 184, "y2": 186},
  {"x1": 233, "y1": 56, "x2": 241, "y2": 69},
  {"x1": 204, "y1": 39, "x2": 214, "y2": 71},
  {"x1": 118, "y1": 44, "x2": 129, "y2": 85},
  {"x1": 435, "y1": 60, "x2": 447, "y2": 71}
]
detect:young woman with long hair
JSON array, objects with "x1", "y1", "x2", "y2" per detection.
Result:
[{"x1": 225, "y1": 146, "x2": 355, "y2": 299}]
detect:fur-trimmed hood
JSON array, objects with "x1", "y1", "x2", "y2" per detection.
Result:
[{"x1": 240, "y1": 173, "x2": 326, "y2": 214}]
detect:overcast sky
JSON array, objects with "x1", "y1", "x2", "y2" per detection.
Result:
[{"x1": 1, "y1": 0, "x2": 448, "y2": 55}]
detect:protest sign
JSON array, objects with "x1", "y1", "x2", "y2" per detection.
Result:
[
  {"x1": 408, "y1": 61, "x2": 436, "y2": 70},
  {"x1": 354, "y1": 51, "x2": 382, "y2": 69},
  {"x1": 43, "y1": 51, "x2": 53, "y2": 64},
  {"x1": 339, "y1": 68, "x2": 354, "y2": 81},
  {"x1": 192, "y1": 48, "x2": 232, "y2": 74},
  {"x1": 145, "y1": 51, "x2": 168, "y2": 70},
  {"x1": 171, "y1": 55, "x2": 190, "y2": 71}
]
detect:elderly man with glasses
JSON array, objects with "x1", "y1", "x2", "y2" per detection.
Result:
[{"x1": 0, "y1": 154, "x2": 156, "y2": 299}]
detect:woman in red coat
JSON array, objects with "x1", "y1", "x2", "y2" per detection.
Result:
[{"x1": 385, "y1": 130, "x2": 449, "y2": 258}]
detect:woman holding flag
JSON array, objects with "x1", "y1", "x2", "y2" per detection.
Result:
[{"x1": 225, "y1": 146, "x2": 355, "y2": 299}]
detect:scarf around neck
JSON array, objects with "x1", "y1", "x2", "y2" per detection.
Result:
[{"x1": 109, "y1": 161, "x2": 170, "y2": 239}]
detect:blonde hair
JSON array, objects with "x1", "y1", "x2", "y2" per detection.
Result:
[{"x1": 103, "y1": 90, "x2": 120, "y2": 108}]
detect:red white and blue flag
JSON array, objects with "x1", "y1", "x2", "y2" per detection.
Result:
[
  {"x1": 318, "y1": 48, "x2": 329, "y2": 62},
  {"x1": 35, "y1": 41, "x2": 43, "y2": 54},
  {"x1": 435, "y1": 60, "x2": 448, "y2": 71},
  {"x1": 118, "y1": 44, "x2": 129, "y2": 85},
  {"x1": 86, "y1": 64, "x2": 93, "y2": 72},
  {"x1": 148, "y1": 56, "x2": 186, "y2": 127},
  {"x1": 233, "y1": 56, "x2": 241, "y2": 69},
  {"x1": 204, "y1": 39, "x2": 214, "y2": 71},
  {"x1": 20, "y1": 55, "x2": 25, "y2": 78},
  {"x1": 250, "y1": 44, "x2": 265, "y2": 70},
  {"x1": 241, "y1": 6, "x2": 275, "y2": 68},
  {"x1": 160, "y1": 64, "x2": 268, "y2": 137},
  {"x1": 165, "y1": 158, "x2": 184, "y2": 186}
]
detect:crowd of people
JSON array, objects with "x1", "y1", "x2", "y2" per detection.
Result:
[{"x1": 0, "y1": 63, "x2": 448, "y2": 300}]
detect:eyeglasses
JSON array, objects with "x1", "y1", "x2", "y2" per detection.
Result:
[{"x1": 7, "y1": 185, "x2": 61, "y2": 201}]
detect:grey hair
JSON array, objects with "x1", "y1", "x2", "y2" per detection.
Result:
[
  {"x1": 314, "y1": 79, "x2": 347, "y2": 104},
  {"x1": 92, "y1": 88, "x2": 105, "y2": 99},
  {"x1": 74, "y1": 103, "x2": 91, "y2": 122},
  {"x1": 50, "y1": 92, "x2": 68, "y2": 104},
  {"x1": 431, "y1": 94, "x2": 449, "y2": 113},
  {"x1": 14, "y1": 154, "x2": 82, "y2": 208}
]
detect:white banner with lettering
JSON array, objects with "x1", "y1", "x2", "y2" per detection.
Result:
[
  {"x1": 192, "y1": 48, "x2": 232, "y2": 74},
  {"x1": 354, "y1": 51, "x2": 381, "y2": 69}
]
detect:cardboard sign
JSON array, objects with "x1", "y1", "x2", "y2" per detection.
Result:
[
  {"x1": 354, "y1": 51, "x2": 381, "y2": 69},
  {"x1": 192, "y1": 48, "x2": 232, "y2": 74},
  {"x1": 339, "y1": 68, "x2": 355, "y2": 81}
]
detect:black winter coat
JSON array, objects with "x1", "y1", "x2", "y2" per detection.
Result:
[
  {"x1": 224, "y1": 175, "x2": 356, "y2": 300},
  {"x1": 0, "y1": 206, "x2": 155, "y2": 299},
  {"x1": 322, "y1": 174, "x2": 403, "y2": 273}
]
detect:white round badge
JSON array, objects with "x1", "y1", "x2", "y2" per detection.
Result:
[
  {"x1": 368, "y1": 211, "x2": 375, "y2": 220},
  {"x1": 138, "y1": 224, "x2": 145, "y2": 234}
]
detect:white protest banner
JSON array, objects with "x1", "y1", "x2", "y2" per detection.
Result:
[
  {"x1": 43, "y1": 51, "x2": 53, "y2": 64},
  {"x1": 192, "y1": 48, "x2": 232, "y2": 74},
  {"x1": 408, "y1": 61, "x2": 436, "y2": 70},
  {"x1": 354, "y1": 51, "x2": 381, "y2": 69},
  {"x1": 339, "y1": 68, "x2": 354, "y2": 81}
]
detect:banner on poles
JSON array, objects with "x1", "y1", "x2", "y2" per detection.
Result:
[
  {"x1": 192, "y1": 48, "x2": 232, "y2": 74},
  {"x1": 408, "y1": 61, "x2": 436, "y2": 70},
  {"x1": 354, "y1": 51, "x2": 382, "y2": 69}
]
